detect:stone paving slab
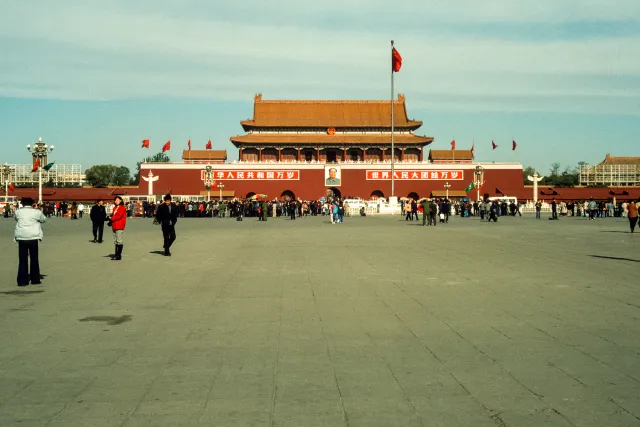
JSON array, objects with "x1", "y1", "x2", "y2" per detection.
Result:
[{"x1": 0, "y1": 213, "x2": 639, "y2": 426}]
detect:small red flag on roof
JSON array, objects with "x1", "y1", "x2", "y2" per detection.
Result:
[
  {"x1": 187, "y1": 139, "x2": 191, "y2": 151},
  {"x1": 31, "y1": 158, "x2": 39, "y2": 172},
  {"x1": 162, "y1": 140, "x2": 171, "y2": 152},
  {"x1": 512, "y1": 140, "x2": 517, "y2": 151},
  {"x1": 450, "y1": 140, "x2": 456, "y2": 150},
  {"x1": 141, "y1": 139, "x2": 150, "y2": 149},
  {"x1": 392, "y1": 47, "x2": 402, "y2": 72},
  {"x1": 492, "y1": 140, "x2": 498, "y2": 150},
  {"x1": 206, "y1": 140, "x2": 212, "y2": 150}
]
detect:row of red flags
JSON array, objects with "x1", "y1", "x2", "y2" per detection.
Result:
[
  {"x1": 141, "y1": 139, "x2": 212, "y2": 152},
  {"x1": 451, "y1": 140, "x2": 518, "y2": 152}
]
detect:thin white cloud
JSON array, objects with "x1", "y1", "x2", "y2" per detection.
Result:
[{"x1": 0, "y1": 0, "x2": 639, "y2": 115}]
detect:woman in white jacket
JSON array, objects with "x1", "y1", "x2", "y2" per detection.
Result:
[{"x1": 14, "y1": 197, "x2": 46, "y2": 286}]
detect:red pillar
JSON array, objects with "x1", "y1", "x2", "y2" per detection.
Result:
[
  {"x1": 297, "y1": 148, "x2": 301, "y2": 161},
  {"x1": 343, "y1": 148, "x2": 347, "y2": 162},
  {"x1": 239, "y1": 148, "x2": 243, "y2": 161},
  {"x1": 401, "y1": 148, "x2": 405, "y2": 161},
  {"x1": 381, "y1": 148, "x2": 385, "y2": 162},
  {"x1": 316, "y1": 148, "x2": 320, "y2": 161},
  {"x1": 259, "y1": 148, "x2": 263, "y2": 162},
  {"x1": 419, "y1": 148, "x2": 423, "y2": 162},
  {"x1": 278, "y1": 148, "x2": 281, "y2": 162}
]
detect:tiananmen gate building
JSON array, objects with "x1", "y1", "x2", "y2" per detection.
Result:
[{"x1": 137, "y1": 94, "x2": 524, "y2": 201}]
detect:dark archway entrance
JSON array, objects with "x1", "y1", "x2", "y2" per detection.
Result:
[
  {"x1": 281, "y1": 190, "x2": 295, "y2": 201},
  {"x1": 408, "y1": 192, "x2": 420, "y2": 200},
  {"x1": 327, "y1": 187, "x2": 342, "y2": 199},
  {"x1": 370, "y1": 190, "x2": 385, "y2": 199}
]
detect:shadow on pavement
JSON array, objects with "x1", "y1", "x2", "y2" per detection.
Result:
[{"x1": 590, "y1": 255, "x2": 639, "y2": 263}]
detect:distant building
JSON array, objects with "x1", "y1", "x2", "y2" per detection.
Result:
[
  {"x1": 0, "y1": 164, "x2": 84, "y2": 186},
  {"x1": 580, "y1": 154, "x2": 640, "y2": 186}
]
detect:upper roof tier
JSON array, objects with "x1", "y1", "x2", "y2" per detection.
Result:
[
  {"x1": 598, "y1": 154, "x2": 640, "y2": 166},
  {"x1": 240, "y1": 94, "x2": 423, "y2": 131}
]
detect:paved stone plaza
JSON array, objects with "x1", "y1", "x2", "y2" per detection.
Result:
[{"x1": 0, "y1": 213, "x2": 638, "y2": 426}]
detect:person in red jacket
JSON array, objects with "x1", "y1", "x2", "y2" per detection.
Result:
[{"x1": 109, "y1": 195, "x2": 127, "y2": 260}]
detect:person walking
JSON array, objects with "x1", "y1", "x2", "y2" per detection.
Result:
[
  {"x1": 70, "y1": 202, "x2": 78, "y2": 220},
  {"x1": 109, "y1": 195, "x2": 127, "y2": 260},
  {"x1": 429, "y1": 199, "x2": 438, "y2": 226},
  {"x1": 155, "y1": 194, "x2": 178, "y2": 256},
  {"x1": 14, "y1": 198, "x2": 46, "y2": 286},
  {"x1": 261, "y1": 200, "x2": 268, "y2": 222},
  {"x1": 90, "y1": 199, "x2": 108, "y2": 243},
  {"x1": 535, "y1": 201, "x2": 542, "y2": 219},
  {"x1": 78, "y1": 202, "x2": 84, "y2": 219},
  {"x1": 420, "y1": 198, "x2": 429, "y2": 226},
  {"x1": 627, "y1": 200, "x2": 638, "y2": 233}
]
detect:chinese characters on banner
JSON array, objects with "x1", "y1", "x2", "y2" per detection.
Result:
[
  {"x1": 200, "y1": 170, "x2": 300, "y2": 180},
  {"x1": 366, "y1": 170, "x2": 464, "y2": 180}
]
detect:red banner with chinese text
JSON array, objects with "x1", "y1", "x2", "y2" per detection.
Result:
[
  {"x1": 201, "y1": 170, "x2": 300, "y2": 180},
  {"x1": 366, "y1": 170, "x2": 464, "y2": 180}
]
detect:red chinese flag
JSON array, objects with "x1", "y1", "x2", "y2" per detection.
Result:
[
  {"x1": 212, "y1": 180, "x2": 217, "y2": 190},
  {"x1": 32, "y1": 158, "x2": 39, "y2": 172},
  {"x1": 9, "y1": 183, "x2": 15, "y2": 192},
  {"x1": 141, "y1": 139, "x2": 150, "y2": 148},
  {"x1": 451, "y1": 140, "x2": 456, "y2": 150},
  {"x1": 206, "y1": 140, "x2": 212, "y2": 150},
  {"x1": 492, "y1": 140, "x2": 498, "y2": 150},
  {"x1": 162, "y1": 140, "x2": 171, "y2": 152},
  {"x1": 392, "y1": 47, "x2": 402, "y2": 72},
  {"x1": 188, "y1": 139, "x2": 191, "y2": 151},
  {"x1": 512, "y1": 140, "x2": 517, "y2": 151}
]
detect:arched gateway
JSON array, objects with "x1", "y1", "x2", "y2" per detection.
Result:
[{"x1": 281, "y1": 190, "x2": 295, "y2": 201}]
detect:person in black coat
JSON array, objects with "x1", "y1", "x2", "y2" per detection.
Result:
[
  {"x1": 89, "y1": 199, "x2": 108, "y2": 243},
  {"x1": 155, "y1": 194, "x2": 178, "y2": 256}
]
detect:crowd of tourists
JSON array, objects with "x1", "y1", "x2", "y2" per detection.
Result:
[{"x1": 8, "y1": 194, "x2": 639, "y2": 287}]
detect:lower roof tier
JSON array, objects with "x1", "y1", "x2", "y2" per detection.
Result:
[{"x1": 230, "y1": 133, "x2": 433, "y2": 147}]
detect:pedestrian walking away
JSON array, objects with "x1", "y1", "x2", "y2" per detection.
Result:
[
  {"x1": 14, "y1": 197, "x2": 46, "y2": 286},
  {"x1": 109, "y1": 195, "x2": 127, "y2": 260},
  {"x1": 90, "y1": 199, "x2": 108, "y2": 243},
  {"x1": 627, "y1": 199, "x2": 638, "y2": 233},
  {"x1": 156, "y1": 194, "x2": 178, "y2": 256}
]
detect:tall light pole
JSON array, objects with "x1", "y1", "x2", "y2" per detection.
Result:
[
  {"x1": 218, "y1": 182, "x2": 225, "y2": 201},
  {"x1": 203, "y1": 165, "x2": 213, "y2": 202},
  {"x1": 443, "y1": 181, "x2": 451, "y2": 200},
  {"x1": 0, "y1": 163, "x2": 13, "y2": 204},
  {"x1": 474, "y1": 165, "x2": 485, "y2": 202},
  {"x1": 26, "y1": 137, "x2": 54, "y2": 204}
]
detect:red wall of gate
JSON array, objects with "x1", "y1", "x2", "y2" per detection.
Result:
[{"x1": 141, "y1": 167, "x2": 524, "y2": 200}]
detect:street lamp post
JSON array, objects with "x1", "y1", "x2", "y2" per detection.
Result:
[
  {"x1": 0, "y1": 163, "x2": 13, "y2": 204},
  {"x1": 474, "y1": 165, "x2": 485, "y2": 202},
  {"x1": 443, "y1": 181, "x2": 451, "y2": 200},
  {"x1": 26, "y1": 137, "x2": 54, "y2": 204},
  {"x1": 203, "y1": 165, "x2": 213, "y2": 202}
]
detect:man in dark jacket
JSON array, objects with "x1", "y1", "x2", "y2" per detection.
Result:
[
  {"x1": 89, "y1": 199, "x2": 108, "y2": 243},
  {"x1": 429, "y1": 200, "x2": 438, "y2": 226},
  {"x1": 155, "y1": 194, "x2": 178, "y2": 256}
]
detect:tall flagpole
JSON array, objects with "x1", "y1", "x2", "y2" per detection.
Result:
[{"x1": 391, "y1": 40, "x2": 395, "y2": 198}]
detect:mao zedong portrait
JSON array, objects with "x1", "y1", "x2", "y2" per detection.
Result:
[{"x1": 325, "y1": 168, "x2": 341, "y2": 186}]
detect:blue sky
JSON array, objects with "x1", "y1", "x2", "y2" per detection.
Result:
[{"x1": 1, "y1": 0, "x2": 638, "y2": 176}]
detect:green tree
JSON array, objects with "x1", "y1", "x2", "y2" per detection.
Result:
[
  {"x1": 112, "y1": 166, "x2": 131, "y2": 186},
  {"x1": 131, "y1": 152, "x2": 170, "y2": 185},
  {"x1": 85, "y1": 165, "x2": 131, "y2": 187}
]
